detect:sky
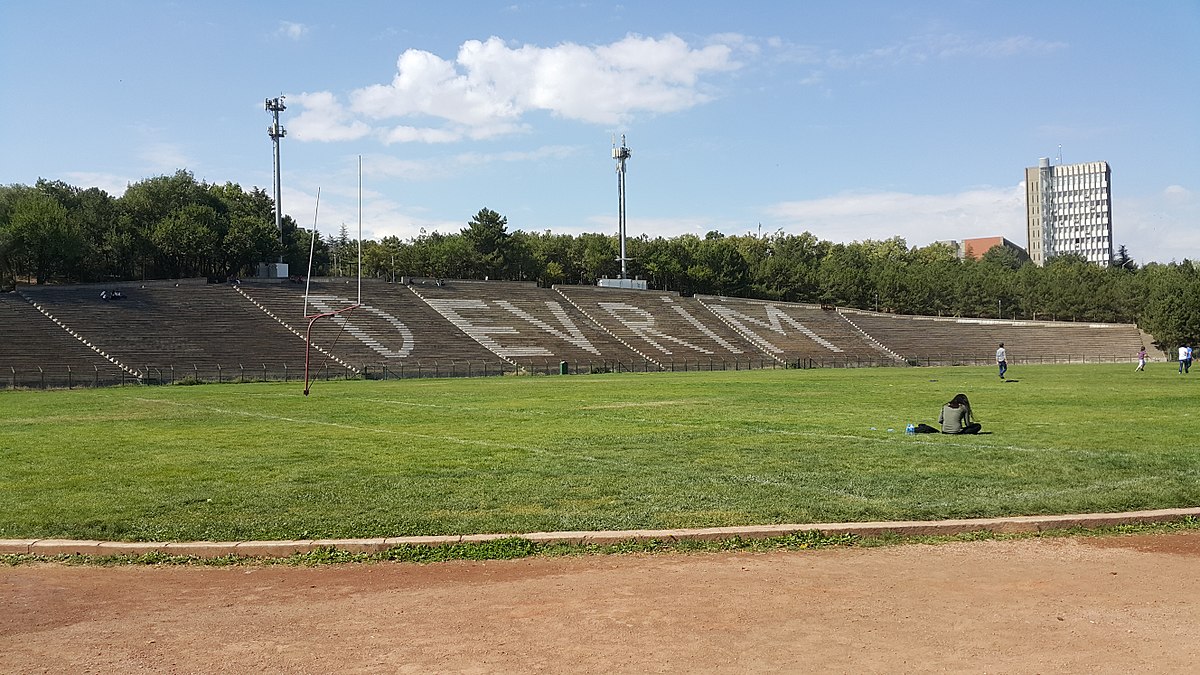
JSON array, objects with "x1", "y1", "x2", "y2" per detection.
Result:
[{"x1": 2, "y1": 1, "x2": 1198, "y2": 265}]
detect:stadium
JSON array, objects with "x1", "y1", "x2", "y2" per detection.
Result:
[
  {"x1": 1, "y1": 276, "x2": 1155, "y2": 389},
  {"x1": 7, "y1": 231, "x2": 1200, "y2": 664},
  {"x1": 4, "y1": 276, "x2": 1199, "y2": 670},
  {"x1": 4, "y1": 2, "x2": 1199, "y2": 669}
]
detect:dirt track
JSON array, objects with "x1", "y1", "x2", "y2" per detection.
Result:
[{"x1": 4, "y1": 532, "x2": 1199, "y2": 673}]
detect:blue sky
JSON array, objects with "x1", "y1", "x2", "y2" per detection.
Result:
[{"x1": 2, "y1": 1, "x2": 1197, "y2": 264}]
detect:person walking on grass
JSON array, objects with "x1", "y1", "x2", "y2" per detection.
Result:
[
  {"x1": 996, "y1": 342, "x2": 1008, "y2": 379},
  {"x1": 1136, "y1": 346, "x2": 1147, "y2": 372},
  {"x1": 1180, "y1": 345, "x2": 1192, "y2": 374}
]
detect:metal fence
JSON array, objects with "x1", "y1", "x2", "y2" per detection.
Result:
[
  {"x1": 3, "y1": 363, "x2": 324, "y2": 390},
  {"x1": 1, "y1": 353, "x2": 1152, "y2": 390},
  {"x1": 901, "y1": 354, "x2": 1143, "y2": 367}
]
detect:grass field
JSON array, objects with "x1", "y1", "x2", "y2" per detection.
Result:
[{"x1": 1, "y1": 363, "x2": 1197, "y2": 542}]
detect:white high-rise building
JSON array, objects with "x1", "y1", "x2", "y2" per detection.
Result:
[{"x1": 1024, "y1": 158, "x2": 1113, "y2": 267}]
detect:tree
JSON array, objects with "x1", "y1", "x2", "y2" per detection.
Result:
[
  {"x1": 5, "y1": 166, "x2": 1200, "y2": 344},
  {"x1": 0, "y1": 184, "x2": 26, "y2": 289},
  {"x1": 1112, "y1": 244, "x2": 1137, "y2": 271},
  {"x1": 364, "y1": 235, "x2": 408, "y2": 281},
  {"x1": 635, "y1": 235, "x2": 692, "y2": 293},
  {"x1": 328, "y1": 224, "x2": 354, "y2": 277},
  {"x1": 746, "y1": 232, "x2": 825, "y2": 302},
  {"x1": 818, "y1": 243, "x2": 872, "y2": 307},
  {"x1": 980, "y1": 244, "x2": 1027, "y2": 271},
  {"x1": 1139, "y1": 263, "x2": 1200, "y2": 349},
  {"x1": 462, "y1": 208, "x2": 512, "y2": 279},
  {"x1": 222, "y1": 215, "x2": 282, "y2": 278},
  {"x1": 694, "y1": 236, "x2": 750, "y2": 296},
  {"x1": 7, "y1": 187, "x2": 83, "y2": 284},
  {"x1": 208, "y1": 183, "x2": 281, "y2": 277},
  {"x1": 909, "y1": 242, "x2": 961, "y2": 316},
  {"x1": 1040, "y1": 255, "x2": 1108, "y2": 321},
  {"x1": 522, "y1": 230, "x2": 575, "y2": 286},
  {"x1": 150, "y1": 203, "x2": 220, "y2": 278},
  {"x1": 121, "y1": 171, "x2": 223, "y2": 279},
  {"x1": 575, "y1": 233, "x2": 618, "y2": 284}
]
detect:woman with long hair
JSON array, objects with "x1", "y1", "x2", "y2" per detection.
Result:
[{"x1": 939, "y1": 393, "x2": 981, "y2": 434}]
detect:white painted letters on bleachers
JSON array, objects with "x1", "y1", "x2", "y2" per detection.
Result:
[
  {"x1": 494, "y1": 300, "x2": 601, "y2": 355},
  {"x1": 425, "y1": 298, "x2": 602, "y2": 357},
  {"x1": 708, "y1": 304, "x2": 842, "y2": 353},
  {"x1": 307, "y1": 296, "x2": 414, "y2": 358},
  {"x1": 598, "y1": 302, "x2": 717, "y2": 355},
  {"x1": 659, "y1": 297, "x2": 744, "y2": 354},
  {"x1": 426, "y1": 299, "x2": 548, "y2": 357}
]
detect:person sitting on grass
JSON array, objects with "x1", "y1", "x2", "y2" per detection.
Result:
[{"x1": 939, "y1": 393, "x2": 981, "y2": 434}]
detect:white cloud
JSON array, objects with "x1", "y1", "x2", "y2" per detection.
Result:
[
  {"x1": 773, "y1": 32, "x2": 1066, "y2": 73},
  {"x1": 1163, "y1": 184, "x2": 1193, "y2": 200},
  {"x1": 277, "y1": 21, "x2": 309, "y2": 41},
  {"x1": 934, "y1": 34, "x2": 1066, "y2": 60},
  {"x1": 362, "y1": 155, "x2": 441, "y2": 181},
  {"x1": 381, "y1": 125, "x2": 468, "y2": 145},
  {"x1": 582, "y1": 214, "x2": 727, "y2": 239},
  {"x1": 1116, "y1": 185, "x2": 1200, "y2": 264},
  {"x1": 757, "y1": 183, "x2": 1200, "y2": 264},
  {"x1": 289, "y1": 91, "x2": 371, "y2": 142},
  {"x1": 763, "y1": 186, "x2": 1028, "y2": 247},
  {"x1": 138, "y1": 142, "x2": 192, "y2": 173},
  {"x1": 61, "y1": 172, "x2": 132, "y2": 197},
  {"x1": 291, "y1": 33, "x2": 742, "y2": 144},
  {"x1": 455, "y1": 145, "x2": 577, "y2": 166},
  {"x1": 284, "y1": 182, "x2": 459, "y2": 242},
  {"x1": 364, "y1": 145, "x2": 580, "y2": 180}
]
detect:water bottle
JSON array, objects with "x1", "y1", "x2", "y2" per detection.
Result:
[{"x1": 905, "y1": 423, "x2": 915, "y2": 435}]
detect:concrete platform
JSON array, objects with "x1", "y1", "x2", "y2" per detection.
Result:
[{"x1": 3, "y1": 507, "x2": 1197, "y2": 559}]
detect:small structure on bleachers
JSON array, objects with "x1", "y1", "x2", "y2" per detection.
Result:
[{"x1": 598, "y1": 277, "x2": 647, "y2": 290}]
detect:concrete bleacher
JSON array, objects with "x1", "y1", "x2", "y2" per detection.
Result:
[
  {"x1": 838, "y1": 308, "x2": 1146, "y2": 365},
  {"x1": 553, "y1": 286, "x2": 772, "y2": 370},
  {"x1": 18, "y1": 281, "x2": 310, "y2": 382},
  {"x1": 239, "y1": 278, "x2": 503, "y2": 377},
  {"x1": 696, "y1": 296, "x2": 903, "y2": 366},
  {"x1": 408, "y1": 279, "x2": 643, "y2": 372},
  {"x1": 5, "y1": 276, "x2": 1153, "y2": 388},
  {"x1": 0, "y1": 292, "x2": 127, "y2": 388}
]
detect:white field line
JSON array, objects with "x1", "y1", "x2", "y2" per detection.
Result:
[
  {"x1": 580, "y1": 400, "x2": 694, "y2": 410},
  {"x1": 134, "y1": 399, "x2": 1098, "y2": 457},
  {"x1": 131, "y1": 397, "x2": 1158, "y2": 503},
  {"x1": 757, "y1": 427, "x2": 1084, "y2": 456},
  {"x1": 352, "y1": 393, "x2": 547, "y2": 415},
  {"x1": 132, "y1": 397, "x2": 530, "y2": 451}
]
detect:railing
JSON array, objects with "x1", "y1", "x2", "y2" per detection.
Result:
[
  {"x1": 899, "y1": 354, "x2": 1144, "y2": 367},
  {"x1": 0, "y1": 354, "x2": 1154, "y2": 390}
]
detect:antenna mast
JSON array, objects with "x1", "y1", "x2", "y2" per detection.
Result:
[
  {"x1": 357, "y1": 155, "x2": 362, "y2": 306},
  {"x1": 612, "y1": 134, "x2": 632, "y2": 279},
  {"x1": 265, "y1": 96, "x2": 287, "y2": 250}
]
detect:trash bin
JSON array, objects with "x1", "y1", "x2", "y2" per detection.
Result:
[{"x1": 559, "y1": 361, "x2": 568, "y2": 375}]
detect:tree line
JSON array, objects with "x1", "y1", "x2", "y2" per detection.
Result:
[{"x1": 1, "y1": 174, "x2": 1197, "y2": 350}]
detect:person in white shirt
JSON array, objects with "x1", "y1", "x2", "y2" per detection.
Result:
[
  {"x1": 996, "y1": 343, "x2": 1008, "y2": 379},
  {"x1": 1181, "y1": 345, "x2": 1193, "y2": 374}
]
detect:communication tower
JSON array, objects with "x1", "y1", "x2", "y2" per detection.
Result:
[
  {"x1": 613, "y1": 134, "x2": 631, "y2": 279},
  {"x1": 265, "y1": 96, "x2": 287, "y2": 247}
]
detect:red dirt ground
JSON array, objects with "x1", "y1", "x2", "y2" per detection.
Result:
[{"x1": 4, "y1": 532, "x2": 1199, "y2": 673}]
